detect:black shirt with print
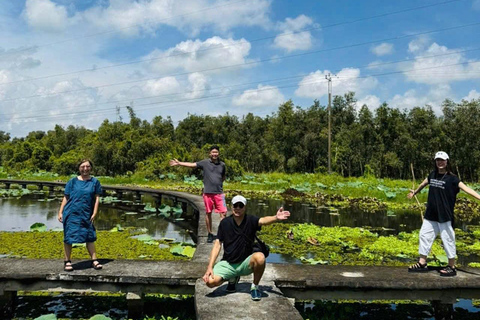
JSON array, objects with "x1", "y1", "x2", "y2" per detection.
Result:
[
  {"x1": 217, "y1": 214, "x2": 261, "y2": 264},
  {"x1": 424, "y1": 170, "x2": 460, "y2": 223}
]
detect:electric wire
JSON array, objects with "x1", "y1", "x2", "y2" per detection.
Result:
[
  {"x1": 1, "y1": 46, "x2": 479, "y2": 117},
  {"x1": 1, "y1": 21, "x2": 478, "y2": 104},
  {"x1": 0, "y1": 0, "x2": 468, "y2": 85}
]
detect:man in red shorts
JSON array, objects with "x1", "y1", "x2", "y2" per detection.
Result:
[{"x1": 169, "y1": 145, "x2": 226, "y2": 243}]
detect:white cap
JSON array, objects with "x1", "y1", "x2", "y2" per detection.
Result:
[
  {"x1": 434, "y1": 151, "x2": 449, "y2": 160},
  {"x1": 231, "y1": 195, "x2": 247, "y2": 206}
]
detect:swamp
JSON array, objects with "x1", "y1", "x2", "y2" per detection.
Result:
[{"x1": 2, "y1": 172, "x2": 480, "y2": 319}]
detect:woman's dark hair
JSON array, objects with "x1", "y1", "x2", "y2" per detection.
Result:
[{"x1": 78, "y1": 159, "x2": 93, "y2": 169}]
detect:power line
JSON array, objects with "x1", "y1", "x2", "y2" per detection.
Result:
[
  {"x1": 0, "y1": 0, "x2": 248, "y2": 58},
  {"x1": 0, "y1": 0, "x2": 468, "y2": 86},
  {"x1": 1, "y1": 46, "x2": 479, "y2": 117},
  {"x1": 1, "y1": 21, "x2": 478, "y2": 104},
  {"x1": 3, "y1": 60, "x2": 479, "y2": 124}
]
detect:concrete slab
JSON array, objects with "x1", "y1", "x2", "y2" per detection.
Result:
[{"x1": 194, "y1": 279, "x2": 302, "y2": 320}]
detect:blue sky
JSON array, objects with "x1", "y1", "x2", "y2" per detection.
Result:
[{"x1": 0, "y1": 0, "x2": 479, "y2": 137}]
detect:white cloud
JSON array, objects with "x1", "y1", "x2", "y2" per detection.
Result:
[
  {"x1": 403, "y1": 43, "x2": 480, "y2": 85},
  {"x1": 295, "y1": 68, "x2": 378, "y2": 99},
  {"x1": 273, "y1": 15, "x2": 314, "y2": 52},
  {"x1": 2, "y1": 78, "x2": 101, "y2": 136},
  {"x1": 145, "y1": 36, "x2": 252, "y2": 74},
  {"x1": 371, "y1": 43, "x2": 393, "y2": 56},
  {"x1": 186, "y1": 72, "x2": 209, "y2": 98},
  {"x1": 389, "y1": 84, "x2": 452, "y2": 112},
  {"x1": 143, "y1": 77, "x2": 181, "y2": 96},
  {"x1": 23, "y1": 0, "x2": 69, "y2": 32},
  {"x1": 408, "y1": 36, "x2": 431, "y2": 53},
  {"x1": 232, "y1": 84, "x2": 285, "y2": 108},
  {"x1": 80, "y1": 0, "x2": 272, "y2": 37},
  {"x1": 463, "y1": 90, "x2": 480, "y2": 101},
  {"x1": 357, "y1": 95, "x2": 381, "y2": 110}
]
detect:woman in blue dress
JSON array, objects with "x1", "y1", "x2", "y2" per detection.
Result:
[{"x1": 58, "y1": 159, "x2": 103, "y2": 271}]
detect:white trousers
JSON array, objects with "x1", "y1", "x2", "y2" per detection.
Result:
[{"x1": 418, "y1": 219, "x2": 456, "y2": 259}]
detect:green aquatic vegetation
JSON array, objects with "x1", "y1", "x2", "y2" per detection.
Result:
[
  {"x1": 88, "y1": 315, "x2": 112, "y2": 320},
  {"x1": 0, "y1": 187, "x2": 32, "y2": 198},
  {"x1": 34, "y1": 314, "x2": 57, "y2": 320},
  {"x1": 170, "y1": 245, "x2": 195, "y2": 258},
  {"x1": 30, "y1": 222, "x2": 47, "y2": 232},
  {"x1": 144, "y1": 203, "x2": 157, "y2": 213},
  {"x1": 0, "y1": 231, "x2": 189, "y2": 261},
  {"x1": 260, "y1": 224, "x2": 480, "y2": 267}
]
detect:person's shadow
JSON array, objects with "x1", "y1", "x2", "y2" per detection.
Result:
[
  {"x1": 67, "y1": 259, "x2": 113, "y2": 271},
  {"x1": 206, "y1": 282, "x2": 282, "y2": 299}
]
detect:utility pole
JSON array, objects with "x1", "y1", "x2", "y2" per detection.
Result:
[{"x1": 325, "y1": 73, "x2": 332, "y2": 174}]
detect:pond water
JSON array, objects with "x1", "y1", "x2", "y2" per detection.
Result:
[{"x1": 0, "y1": 191, "x2": 196, "y2": 244}]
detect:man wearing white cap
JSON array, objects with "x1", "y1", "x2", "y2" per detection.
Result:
[
  {"x1": 202, "y1": 195, "x2": 290, "y2": 300},
  {"x1": 407, "y1": 151, "x2": 480, "y2": 276}
]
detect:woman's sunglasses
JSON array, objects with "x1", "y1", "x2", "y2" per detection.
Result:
[{"x1": 233, "y1": 203, "x2": 245, "y2": 209}]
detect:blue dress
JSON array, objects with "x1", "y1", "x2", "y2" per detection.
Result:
[{"x1": 63, "y1": 177, "x2": 102, "y2": 244}]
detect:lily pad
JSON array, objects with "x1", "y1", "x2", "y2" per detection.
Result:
[
  {"x1": 34, "y1": 314, "x2": 57, "y2": 320},
  {"x1": 89, "y1": 315, "x2": 112, "y2": 320},
  {"x1": 170, "y1": 245, "x2": 196, "y2": 258},
  {"x1": 132, "y1": 234, "x2": 154, "y2": 242},
  {"x1": 30, "y1": 223, "x2": 47, "y2": 232},
  {"x1": 385, "y1": 191, "x2": 397, "y2": 199}
]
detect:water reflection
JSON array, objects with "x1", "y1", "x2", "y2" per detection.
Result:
[
  {"x1": 0, "y1": 192, "x2": 196, "y2": 244},
  {"x1": 244, "y1": 198, "x2": 476, "y2": 234},
  {"x1": 296, "y1": 299, "x2": 480, "y2": 319}
]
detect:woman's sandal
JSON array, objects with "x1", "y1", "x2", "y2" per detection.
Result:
[
  {"x1": 440, "y1": 265, "x2": 457, "y2": 277},
  {"x1": 92, "y1": 260, "x2": 103, "y2": 270},
  {"x1": 64, "y1": 260, "x2": 73, "y2": 272},
  {"x1": 408, "y1": 261, "x2": 428, "y2": 272}
]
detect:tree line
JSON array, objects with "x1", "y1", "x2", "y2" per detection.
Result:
[{"x1": 1, "y1": 93, "x2": 480, "y2": 181}]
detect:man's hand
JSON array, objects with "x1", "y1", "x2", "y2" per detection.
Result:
[
  {"x1": 169, "y1": 159, "x2": 180, "y2": 166},
  {"x1": 276, "y1": 207, "x2": 290, "y2": 220},
  {"x1": 203, "y1": 266, "x2": 214, "y2": 283}
]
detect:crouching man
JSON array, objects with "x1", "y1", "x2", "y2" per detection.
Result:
[{"x1": 202, "y1": 195, "x2": 290, "y2": 301}]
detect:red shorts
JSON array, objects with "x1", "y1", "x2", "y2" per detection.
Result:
[{"x1": 203, "y1": 193, "x2": 227, "y2": 213}]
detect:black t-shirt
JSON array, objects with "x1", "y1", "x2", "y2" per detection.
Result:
[
  {"x1": 217, "y1": 214, "x2": 261, "y2": 264},
  {"x1": 424, "y1": 171, "x2": 460, "y2": 223}
]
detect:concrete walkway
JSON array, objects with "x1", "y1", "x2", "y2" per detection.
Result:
[{"x1": 192, "y1": 208, "x2": 303, "y2": 319}]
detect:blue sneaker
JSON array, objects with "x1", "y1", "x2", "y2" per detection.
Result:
[
  {"x1": 226, "y1": 276, "x2": 240, "y2": 293},
  {"x1": 250, "y1": 287, "x2": 261, "y2": 301}
]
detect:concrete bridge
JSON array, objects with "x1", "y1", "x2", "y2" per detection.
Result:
[{"x1": 2, "y1": 180, "x2": 480, "y2": 319}]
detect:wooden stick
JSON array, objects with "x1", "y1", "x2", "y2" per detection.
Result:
[{"x1": 410, "y1": 163, "x2": 423, "y2": 221}]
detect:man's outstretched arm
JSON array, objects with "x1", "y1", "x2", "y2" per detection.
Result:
[
  {"x1": 259, "y1": 207, "x2": 290, "y2": 226},
  {"x1": 169, "y1": 159, "x2": 197, "y2": 168}
]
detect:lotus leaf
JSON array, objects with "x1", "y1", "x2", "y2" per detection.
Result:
[
  {"x1": 34, "y1": 314, "x2": 57, "y2": 320},
  {"x1": 30, "y1": 222, "x2": 47, "y2": 232},
  {"x1": 132, "y1": 234, "x2": 154, "y2": 242},
  {"x1": 385, "y1": 191, "x2": 396, "y2": 199},
  {"x1": 170, "y1": 245, "x2": 184, "y2": 255},
  {"x1": 89, "y1": 315, "x2": 112, "y2": 320},
  {"x1": 144, "y1": 203, "x2": 157, "y2": 212}
]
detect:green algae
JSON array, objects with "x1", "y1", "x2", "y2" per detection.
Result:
[
  {"x1": 0, "y1": 230, "x2": 190, "y2": 261},
  {"x1": 259, "y1": 223, "x2": 480, "y2": 267}
]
